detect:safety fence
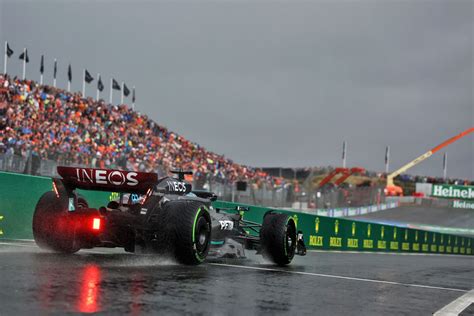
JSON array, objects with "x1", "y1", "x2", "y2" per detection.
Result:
[
  {"x1": 0, "y1": 172, "x2": 471, "y2": 255},
  {"x1": 0, "y1": 154, "x2": 385, "y2": 209},
  {"x1": 286, "y1": 201, "x2": 400, "y2": 217}
]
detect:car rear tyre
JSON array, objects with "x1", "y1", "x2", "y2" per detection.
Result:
[
  {"x1": 32, "y1": 191, "x2": 80, "y2": 253},
  {"x1": 77, "y1": 195, "x2": 89, "y2": 209},
  {"x1": 159, "y1": 201, "x2": 211, "y2": 265},
  {"x1": 260, "y1": 213, "x2": 297, "y2": 266}
]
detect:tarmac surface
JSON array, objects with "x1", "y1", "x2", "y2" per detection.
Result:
[
  {"x1": 351, "y1": 205, "x2": 474, "y2": 229},
  {"x1": 0, "y1": 240, "x2": 472, "y2": 315}
]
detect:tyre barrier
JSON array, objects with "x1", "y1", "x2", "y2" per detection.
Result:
[{"x1": 0, "y1": 171, "x2": 472, "y2": 256}]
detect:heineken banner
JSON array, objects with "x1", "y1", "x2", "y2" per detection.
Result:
[
  {"x1": 453, "y1": 200, "x2": 474, "y2": 210},
  {"x1": 431, "y1": 184, "x2": 474, "y2": 200}
]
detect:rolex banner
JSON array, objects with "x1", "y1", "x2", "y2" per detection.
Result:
[{"x1": 432, "y1": 184, "x2": 474, "y2": 200}]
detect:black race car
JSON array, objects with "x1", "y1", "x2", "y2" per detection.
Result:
[{"x1": 33, "y1": 167, "x2": 306, "y2": 265}]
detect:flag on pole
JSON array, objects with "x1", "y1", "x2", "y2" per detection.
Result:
[
  {"x1": 4, "y1": 42, "x2": 14, "y2": 74},
  {"x1": 19, "y1": 50, "x2": 29, "y2": 63},
  {"x1": 67, "y1": 64, "x2": 72, "y2": 92},
  {"x1": 342, "y1": 141, "x2": 347, "y2": 168},
  {"x1": 97, "y1": 76, "x2": 104, "y2": 91},
  {"x1": 443, "y1": 152, "x2": 447, "y2": 180},
  {"x1": 132, "y1": 86, "x2": 136, "y2": 110},
  {"x1": 109, "y1": 78, "x2": 114, "y2": 103},
  {"x1": 385, "y1": 146, "x2": 390, "y2": 173},
  {"x1": 40, "y1": 55, "x2": 44, "y2": 74},
  {"x1": 39, "y1": 55, "x2": 44, "y2": 85},
  {"x1": 84, "y1": 70, "x2": 94, "y2": 83},
  {"x1": 123, "y1": 83, "x2": 130, "y2": 97},
  {"x1": 53, "y1": 59, "x2": 57, "y2": 87},
  {"x1": 120, "y1": 82, "x2": 125, "y2": 104},
  {"x1": 96, "y1": 73, "x2": 102, "y2": 101},
  {"x1": 6, "y1": 43, "x2": 13, "y2": 57},
  {"x1": 53, "y1": 60, "x2": 57, "y2": 78},
  {"x1": 112, "y1": 79, "x2": 121, "y2": 90},
  {"x1": 20, "y1": 48, "x2": 28, "y2": 79},
  {"x1": 68, "y1": 64, "x2": 72, "y2": 82}
]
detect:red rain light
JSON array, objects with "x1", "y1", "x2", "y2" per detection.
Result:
[{"x1": 92, "y1": 218, "x2": 101, "y2": 231}]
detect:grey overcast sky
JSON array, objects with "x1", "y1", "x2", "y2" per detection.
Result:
[{"x1": 1, "y1": 0, "x2": 473, "y2": 179}]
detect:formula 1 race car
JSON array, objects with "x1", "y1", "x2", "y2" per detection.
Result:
[{"x1": 33, "y1": 167, "x2": 306, "y2": 265}]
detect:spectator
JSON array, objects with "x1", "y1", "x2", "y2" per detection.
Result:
[{"x1": 0, "y1": 74, "x2": 268, "y2": 184}]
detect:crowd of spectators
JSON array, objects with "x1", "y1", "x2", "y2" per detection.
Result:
[
  {"x1": 0, "y1": 74, "x2": 278, "y2": 187},
  {"x1": 1, "y1": 74, "x2": 471, "y2": 189}
]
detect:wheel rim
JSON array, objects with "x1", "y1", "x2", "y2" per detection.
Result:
[
  {"x1": 195, "y1": 216, "x2": 210, "y2": 254},
  {"x1": 285, "y1": 220, "x2": 296, "y2": 258}
]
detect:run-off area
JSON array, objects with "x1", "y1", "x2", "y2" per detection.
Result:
[{"x1": 0, "y1": 241, "x2": 472, "y2": 315}]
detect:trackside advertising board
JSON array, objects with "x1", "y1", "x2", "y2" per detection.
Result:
[
  {"x1": 431, "y1": 184, "x2": 474, "y2": 200},
  {"x1": 452, "y1": 200, "x2": 474, "y2": 210},
  {"x1": 213, "y1": 201, "x2": 473, "y2": 256},
  {"x1": 1, "y1": 172, "x2": 473, "y2": 256}
]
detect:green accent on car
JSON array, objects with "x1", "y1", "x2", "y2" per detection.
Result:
[
  {"x1": 192, "y1": 207, "x2": 202, "y2": 244},
  {"x1": 211, "y1": 240, "x2": 225, "y2": 245},
  {"x1": 193, "y1": 206, "x2": 209, "y2": 262}
]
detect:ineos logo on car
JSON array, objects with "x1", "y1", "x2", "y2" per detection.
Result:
[
  {"x1": 166, "y1": 180, "x2": 187, "y2": 192},
  {"x1": 109, "y1": 171, "x2": 125, "y2": 185},
  {"x1": 75, "y1": 168, "x2": 138, "y2": 186}
]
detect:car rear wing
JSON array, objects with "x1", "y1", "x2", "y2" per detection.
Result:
[{"x1": 56, "y1": 166, "x2": 158, "y2": 194}]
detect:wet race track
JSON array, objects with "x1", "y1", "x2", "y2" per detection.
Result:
[{"x1": 0, "y1": 241, "x2": 472, "y2": 315}]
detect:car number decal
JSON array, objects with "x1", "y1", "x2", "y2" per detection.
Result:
[{"x1": 219, "y1": 220, "x2": 234, "y2": 230}]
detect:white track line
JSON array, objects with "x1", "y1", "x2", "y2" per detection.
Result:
[
  {"x1": 434, "y1": 289, "x2": 474, "y2": 315},
  {"x1": 308, "y1": 249, "x2": 474, "y2": 258},
  {"x1": 0, "y1": 242, "x2": 36, "y2": 247},
  {"x1": 0, "y1": 242, "x2": 118, "y2": 254},
  {"x1": 208, "y1": 263, "x2": 468, "y2": 293}
]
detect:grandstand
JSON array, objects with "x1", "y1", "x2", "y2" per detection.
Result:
[
  {"x1": 0, "y1": 74, "x2": 276, "y2": 184},
  {"x1": 1, "y1": 73, "x2": 471, "y2": 207}
]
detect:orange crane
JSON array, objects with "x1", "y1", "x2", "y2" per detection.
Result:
[
  {"x1": 318, "y1": 167, "x2": 365, "y2": 188},
  {"x1": 386, "y1": 127, "x2": 474, "y2": 196},
  {"x1": 334, "y1": 167, "x2": 366, "y2": 186}
]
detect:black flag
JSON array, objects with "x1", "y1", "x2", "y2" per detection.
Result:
[
  {"x1": 84, "y1": 70, "x2": 94, "y2": 83},
  {"x1": 53, "y1": 60, "x2": 57, "y2": 79},
  {"x1": 19, "y1": 49, "x2": 29, "y2": 63},
  {"x1": 40, "y1": 55, "x2": 44, "y2": 74},
  {"x1": 68, "y1": 64, "x2": 72, "y2": 82},
  {"x1": 97, "y1": 76, "x2": 104, "y2": 92},
  {"x1": 132, "y1": 87, "x2": 135, "y2": 103},
  {"x1": 6, "y1": 43, "x2": 13, "y2": 57},
  {"x1": 123, "y1": 84, "x2": 130, "y2": 97},
  {"x1": 112, "y1": 79, "x2": 121, "y2": 90}
]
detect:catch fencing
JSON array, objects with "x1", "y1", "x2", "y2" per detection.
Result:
[
  {"x1": 0, "y1": 153, "x2": 385, "y2": 209},
  {"x1": 0, "y1": 171, "x2": 472, "y2": 256}
]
